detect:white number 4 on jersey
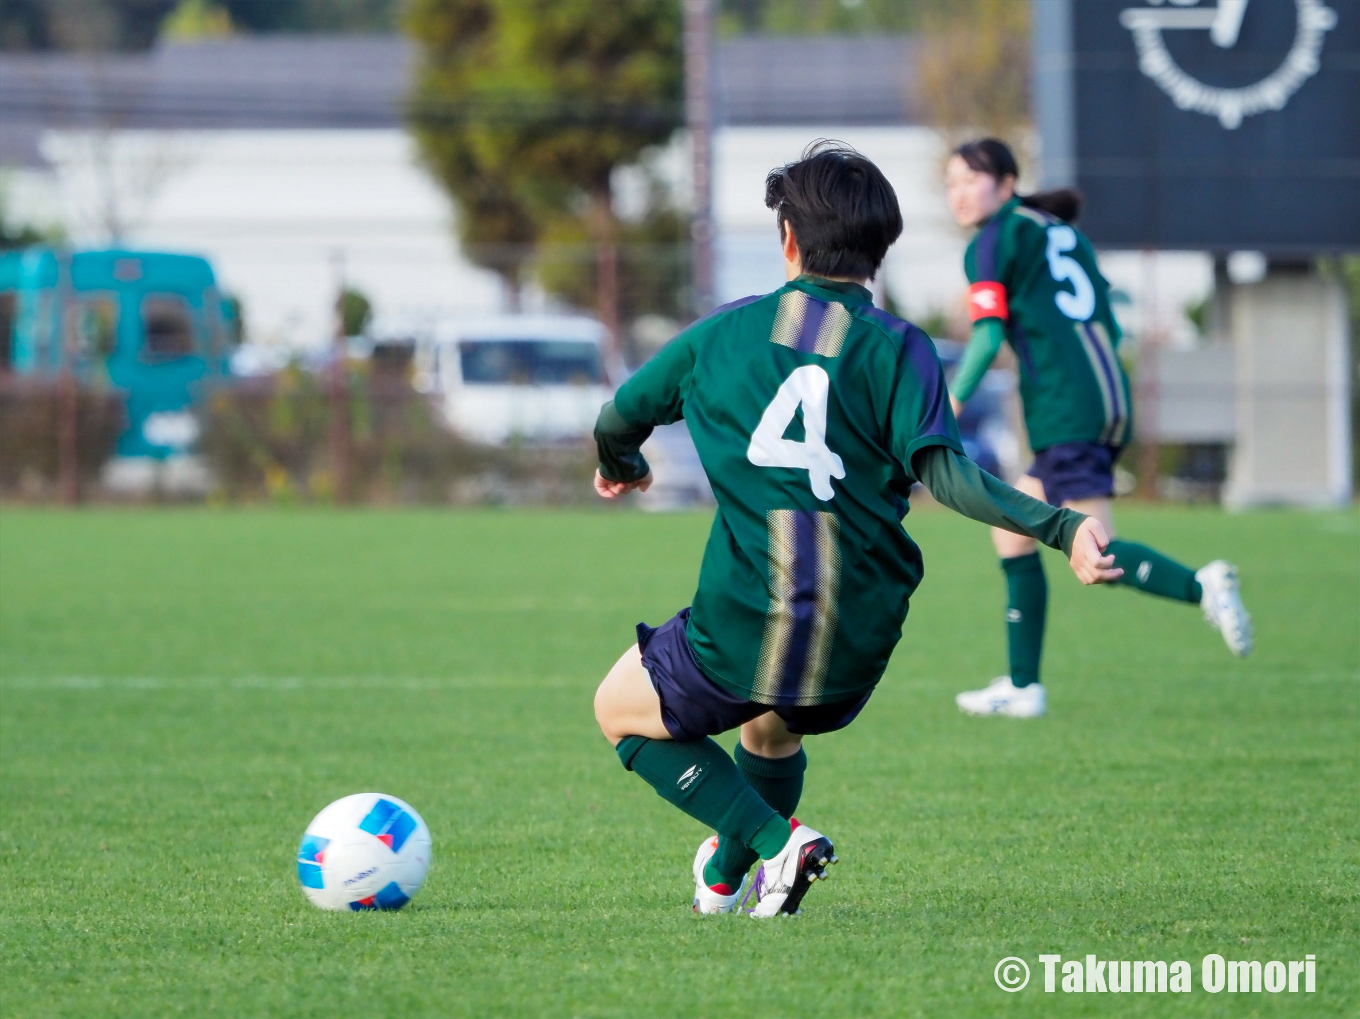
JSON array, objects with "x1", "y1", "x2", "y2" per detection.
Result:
[{"x1": 747, "y1": 365, "x2": 845, "y2": 501}]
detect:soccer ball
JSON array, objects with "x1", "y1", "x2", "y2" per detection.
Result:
[{"x1": 296, "y1": 793, "x2": 432, "y2": 911}]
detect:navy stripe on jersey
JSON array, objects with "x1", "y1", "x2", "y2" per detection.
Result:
[
  {"x1": 862, "y1": 308, "x2": 956, "y2": 445},
  {"x1": 1009, "y1": 318, "x2": 1038, "y2": 377},
  {"x1": 690, "y1": 292, "x2": 766, "y2": 332},
  {"x1": 778, "y1": 512, "x2": 819, "y2": 697},
  {"x1": 754, "y1": 510, "x2": 840, "y2": 705},
  {"x1": 973, "y1": 215, "x2": 1005, "y2": 282},
  {"x1": 797, "y1": 297, "x2": 828, "y2": 353}
]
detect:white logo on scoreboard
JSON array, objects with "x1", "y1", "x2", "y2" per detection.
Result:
[{"x1": 1119, "y1": 0, "x2": 1337, "y2": 129}]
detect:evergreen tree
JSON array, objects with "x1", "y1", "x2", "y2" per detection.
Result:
[{"x1": 406, "y1": 0, "x2": 683, "y2": 330}]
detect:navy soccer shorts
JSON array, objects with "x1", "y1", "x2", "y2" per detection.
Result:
[
  {"x1": 636, "y1": 608, "x2": 872, "y2": 742},
  {"x1": 1026, "y1": 441, "x2": 1123, "y2": 506}
]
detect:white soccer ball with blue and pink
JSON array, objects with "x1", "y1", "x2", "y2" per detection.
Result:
[{"x1": 296, "y1": 793, "x2": 432, "y2": 911}]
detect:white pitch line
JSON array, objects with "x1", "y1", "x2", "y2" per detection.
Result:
[{"x1": 0, "y1": 675, "x2": 587, "y2": 691}]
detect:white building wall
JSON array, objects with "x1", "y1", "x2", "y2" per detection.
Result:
[
  {"x1": 712, "y1": 126, "x2": 968, "y2": 315},
  {"x1": 15, "y1": 124, "x2": 1214, "y2": 354},
  {"x1": 28, "y1": 129, "x2": 505, "y2": 349}
]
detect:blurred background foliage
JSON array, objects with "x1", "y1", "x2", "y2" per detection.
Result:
[
  {"x1": 0, "y1": 0, "x2": 402, "y2": 49},
  {"x1": 3, "y1": 0, "x2": 985, "y2": 48},
  {"x1": 0, "y1": 379, "x2": 124, "y2": 497},
  {"x1": 201, "y1": 363, "x2": 595, "y2": 505},
  {"x1": 914, "y1": 0, "x2": 1031, "y2": 144},
  {"x1": 339, "y1": 287, "x2": 373, "y2": 339},
  {"x1": 405, "y1": 0, "x2": 684, "y2": 331}
]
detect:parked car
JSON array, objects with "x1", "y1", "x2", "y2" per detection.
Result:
[{"x1": 411, "y1": 314, "x2": 613, "y2": 445}]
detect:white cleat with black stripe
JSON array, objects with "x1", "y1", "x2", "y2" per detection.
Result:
[{"x1": 746, "y1": 819, "x2": 837, "y2": 918}]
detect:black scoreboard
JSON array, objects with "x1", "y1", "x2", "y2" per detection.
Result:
[{"x1": 1033, "y1": 0, "x2": 1360, "y2": 252}]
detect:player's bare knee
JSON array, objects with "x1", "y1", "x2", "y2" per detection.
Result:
[
  {"x1": 593, "y1": 678, "x2": 621, "y2": 742},
  {"x1": 993, "y1": 527, "x2": 1038, "y2": 559}
]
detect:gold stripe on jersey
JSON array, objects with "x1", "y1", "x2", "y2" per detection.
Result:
[
  {"x1": 769, "y1": 290, "x2": 809, "y2": 350},
  {"x1": 1074, "y1": 320, "x2": 1127, "y2": 445},
  {"x1": 752, "y1": 510, "x2": 797, "y2": 702},
  {"x1": 768, "y1": 290, "x2": 849, "y2": 358},
  {"x1": 800, "y1": 512, "x2": 841, "y2": 704},
  {"x1": 1090, "y1": 321, "x2": 1128, "y2": 443},
  {"x1": 1074, "y1": 321, "x2": 1115, "y2": 441},
  {"x1": 1013, "y1": 205, "x2": 1056, "y2": 227}
]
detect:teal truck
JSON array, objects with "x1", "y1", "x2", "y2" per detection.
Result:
[{"x1": 0, "y1": 247, "x2": 233, "y2": 458}]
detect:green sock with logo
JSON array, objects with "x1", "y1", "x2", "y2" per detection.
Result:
[
  {"x1": 1003, "y1": 552, "x2": 1047, "y2": 689},
  {"x1": 615, "y1": 736, "x2": 789, "y2": 864},
  {"x1": 1107, "y1": 540, "x2": 1202, "y2": 603},
  {"x1": 705, "y1": 744, "x2": 806, "y2": 890}
]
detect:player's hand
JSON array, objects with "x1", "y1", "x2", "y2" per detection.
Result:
[
  {"x1": 1068, "y1": 516, "x2": 1123, "y2": 585},
  {"x1": 949, "y1": 395, "x2": 965, "y2": 420},
  {"x1": 594, "y1": 469, "x2": 654, "y2": 499}
]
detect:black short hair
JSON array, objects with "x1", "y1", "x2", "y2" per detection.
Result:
[
  {"x1": 764, "y1": 140, "x2": 903, "y2": 281},
  {"x1": 953, "y1": 137, "x2": 1084, "y2": 224}
]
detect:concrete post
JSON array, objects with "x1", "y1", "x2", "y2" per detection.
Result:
[
  {"x1": 684, "y1": 0, "x2": 715, "y2": 317},
  {"x1": 1224, "y1": 268, "x2": 1352, "y2": 508}
]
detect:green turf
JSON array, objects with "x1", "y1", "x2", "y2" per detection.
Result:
[{"x1": 1, "y1": 506, "x2": 1356, "y2": 1018}]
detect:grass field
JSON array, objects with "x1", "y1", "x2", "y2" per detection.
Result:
[{"x1": 1, "y1": 506, "x2": 1356, "y2": 1018}]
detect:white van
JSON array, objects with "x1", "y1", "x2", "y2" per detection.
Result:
[{"x1": 413, "y1": 315, "x2": 613, "y2": 445}]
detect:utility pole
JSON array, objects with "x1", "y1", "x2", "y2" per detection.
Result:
[
  {"x1": 329, "y1": 249, "x2": 351, "y2": 504},
  {"x1": 593, "y1": 194, "x2": 621, "y2": 372},
  {"x1": 685, "y1": 0, "x2": 715, "y2": 317},
  {"x1": 56, "y1": 250, "x2": 79, "y2": 505}
]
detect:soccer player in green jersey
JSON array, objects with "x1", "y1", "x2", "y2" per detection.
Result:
[
  {"x1": 944, "y1": 138, "x2": 1253, "y2": 720},
  {"x1": 590, "y1": 142, "x2": 1123, "y2": 917}
]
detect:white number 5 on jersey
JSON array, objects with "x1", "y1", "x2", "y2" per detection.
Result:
[
  {"x1": 1045, "y1": 225, "x2": 1096, "y2": 321},
  {"x1": 747, "y1": 365, "x2": 845, "y2": 501}
]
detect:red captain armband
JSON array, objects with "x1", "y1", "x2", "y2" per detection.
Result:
[{"x1": 968, "y1": 281, "x2": 1008, "y2": 322}]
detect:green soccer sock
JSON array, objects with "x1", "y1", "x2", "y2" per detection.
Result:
[
  {"x1": 705, "y1": 744, "x2": 806, "y2": 889},
  {"x1": 615, "y1": 736, "x2": 790, "y2": 860},
  {"x1": 1107, "y1": 540, "x2": 1202, "y2": 603},
  {"x1": 1003, "y1": 552, "x2": 1047, "y2": 689}
]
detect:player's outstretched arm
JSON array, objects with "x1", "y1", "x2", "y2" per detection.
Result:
[
  {"x1": 593, "y1": 400, "x2": 655, "y2": 499},
  {"x1": 1068, "y1": 516, "x2": 1121, "y2": 585},
  {"x1": 911, "y1": 444, "x2": 1123, "y2": 585},
  {"x1": 594, "y1": 469, "x2": 653, "y2": 499},
  {"x1": 947, "y1": 317, "x2": 1006, "y2": 419},
  {"x1": 591, "y1": 327, "x2": 697, "y2": 500}
]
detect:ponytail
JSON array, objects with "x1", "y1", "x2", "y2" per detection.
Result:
[
  {"x1": 1021, "y1": 188, "x2": 1083, "y2": 224},
  {"x1": 954, "y1": 137, "x2": 1084, "y2": 223}
]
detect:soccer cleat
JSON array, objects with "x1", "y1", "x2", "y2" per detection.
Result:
[
  {"x1": 955, "y1": 676, "x2": 1046, "y2": 718},
  {"x1": 1196, "y1": 560, "x2": 1253, "y2": 657},
  {"x1": 691, "y1": 835, "x2": 747, "y2": 914},
  {"x1": 745, "y1": 819, "x2": 837, "y2": 918}
]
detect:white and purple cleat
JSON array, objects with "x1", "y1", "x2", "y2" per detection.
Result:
[{"x1": 741, "y1": 819, "x2": 837, "y2": 918}]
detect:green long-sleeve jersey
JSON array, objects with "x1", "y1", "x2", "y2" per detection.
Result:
[
  {"x1": 596, "y1": 275, "x2": 1084, "y2": 706},
  {"x1": 958, "y1": 198, "x2": 1132, "y2": 451}
]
